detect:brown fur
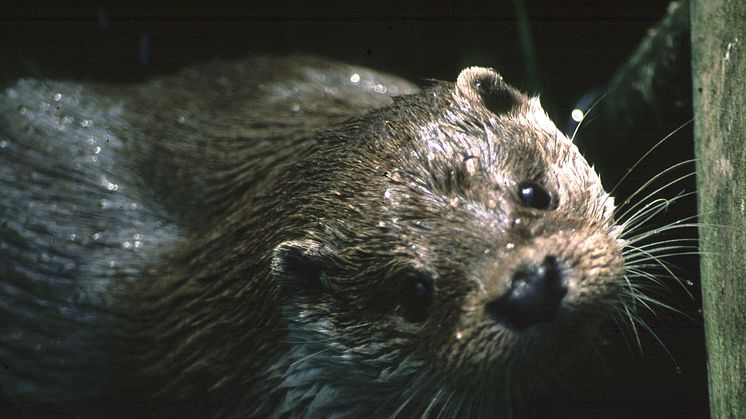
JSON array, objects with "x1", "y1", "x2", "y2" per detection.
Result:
[{"x1": 0, "y1": 56, "x2": 625, "y2": 418}]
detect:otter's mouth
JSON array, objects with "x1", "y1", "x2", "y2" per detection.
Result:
[{"x1": 485, "y1": 255, "x2": 568, "y2": 331}]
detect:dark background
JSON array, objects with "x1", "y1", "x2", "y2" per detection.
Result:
[
  {"x1": 1, "y1": 0, "x2": 679, "y2": 112},
  {"x1": 1, "y1": 1, "x2": 707, "y2": 417}
]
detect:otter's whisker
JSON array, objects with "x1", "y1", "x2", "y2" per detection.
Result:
[
  {"x1": 627, "y1": 250, "x2": 705, "y2": 265},
  {"x1": 624, "y1": 237, "x2": 704, "y2": 301},
  {"x1": 569, "y1": 91, "x2": 610, "y2": 143},
  {"x1": 623, "y1": 212, "x2": 704, "y2": 241},
  {"x1": 610, "y1": 310, "x2": 642, "y2": 355},
  {"x1": 626, "y1": 292, "x2": 661, "y2": 323},
  {"x1": 624, "y1": 243, "x2": 702, "y2": 261},
  {"x1": 621, "y1": 196, "x2": 701, "y2": 240},
  {"x1": 389, "y1": 368, "x2": 438, "y2": 419},
  {"x1": 625, "y1": 267, "x2": 671, "y2": 289},
  {"x1": 615, "y1": 159, "x2": 696, "y2": 214},
  {"x1": 617, "y1": 169, "x2": 696, "y2": 224},
  {"x1": 624, "y1": 248, "x2": 700, "y2": 264},
  {"x1": 620, "y1": 194, "x2": 698, "y2": 238},
  {"x1": 619, "y1": 302, "x2": 644, "y2": 353},
  {"x1": 630, "y1": 290, "x2": 688, "y2": 317},
  {"x1": 387, "y1": 386, "x2": 416, "y2": 419},
  {"x1": 623, "y1": 236, "x2": 699, "y2": 253},
  {"x1": 421, "y1": 386, "x2": 447, "y2": 418},
  {"x1": 626, "y1": 310, "x2": 675, "y2": 362},
  {"x1": 607, "y1": 119, "x2": 693, "y2": 198},
  {"x1": 620, "y1": 198, "x2": 677, "y2": 237},
  {"x1": 623, "y1": 222, "x2": 706, "y2": 246},
  {"x1": 619, "y1": 196, "x2": 697, "y2": 241},
  {"x1": 622, "y1": 275, "x2": 685, "y2": 315},
  {"x1": 624, "y1": 244, "x2": 687, "y2": 290},
  {"x1": 441, "y1": 384, "x2": 465, "y2": 419}
]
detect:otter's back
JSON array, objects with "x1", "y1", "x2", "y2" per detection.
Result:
[{"x1": 0, "y1": 56, "x2": 418, "y2": 404}]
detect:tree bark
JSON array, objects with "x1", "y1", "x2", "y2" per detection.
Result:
[{"x1": 692, "y1": 0, "x2": 746, "y2": 417}]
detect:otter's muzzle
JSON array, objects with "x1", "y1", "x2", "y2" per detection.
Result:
[{"x1": 486, "y1": 256, "x2": 567, "y2": 331}]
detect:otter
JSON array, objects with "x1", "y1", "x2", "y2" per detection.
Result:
[{"x1": 1, "y1": 55, "x2": 627, "y2": 418}]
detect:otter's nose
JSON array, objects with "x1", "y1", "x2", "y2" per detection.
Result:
[{"x1": 486, "y1": 256, "x2": 567, "y2": 331}]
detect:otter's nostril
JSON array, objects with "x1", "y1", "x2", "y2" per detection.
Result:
[{"x1": 486, "y1": 255, "x2": 567, "y2": 331}]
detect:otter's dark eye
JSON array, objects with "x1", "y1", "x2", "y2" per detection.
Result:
[
  {"x1": 400, "y1": 269, "x2": 434, "y2": 321},
  {"x1": 517, "y1": 181, "x2": 553, "y2": 210}
]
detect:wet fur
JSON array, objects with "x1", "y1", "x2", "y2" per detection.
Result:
[{"x1": 1, "y1": 56, "x2": 629, "y2": 417}]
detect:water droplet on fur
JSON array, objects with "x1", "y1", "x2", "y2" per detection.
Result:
[
  {"x1": 87, "y1": 136, "x2": 96, "y2": 145},
  {"x1": 506, "y1": 243, "x2": 515, "y2": 250},
  {"x1": 94, "y1": 146, "x2": 101, "y2": 155},
  {"x1": 0, "y1": 140, "x2": 6, "y2": 149},
  {"x1": 109, "y1": 260, "x2": 116, "y2": 268},
  {"x1": 177, "y1": 115, "x2": 186, "y2": 124},
  {"x1": 133, "y1": 233, "x2": 142, "y2": 240},
  {"x1": 465, "y1": 159, "x2": 477, "y2": 175},
  {"x1": 80, "y1": 119, "x2": 92, "y2": 128},
  {"x1": 92, "y1": 232, "x2": 101, "y2": 241},
  {"x1": 686, "y1": 280, "x2": 694, "y2": 287},
  {"x1": 68, "y1": 233, "x2": 77, "y2": 241},
  {"x1": 133, "y1": 241, "x2": 143, "y2": 248},
  {"x1": 18, "y1": 106, "x2": 27, "y2": 115},
  {"x1": 122, "y1": 241, "x2": 132, "y2": 249},
  {"x1": 384, "y1": 188, "x2": 393, "y2": 200},
  {"x1": 373, "y1": 83, "x2": 386, "y2": 94},
  {"x1": 53, "y1": 93, "x2": 62, "y2": 101},
  {"x1": 350, "y1": 73, "x2": 360, "y2": 84}
]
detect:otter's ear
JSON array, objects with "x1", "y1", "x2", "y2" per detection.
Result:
[
  {"x1": 271, "y1": 240, "x2": 327, "y2": 286},
  {"x1": 455, "y1": 67, "x2": 524, "y2": 116}
]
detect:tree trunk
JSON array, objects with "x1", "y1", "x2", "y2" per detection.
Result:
[{"x1": 692, "y1": 0, "x2": 746, "y2": 417}]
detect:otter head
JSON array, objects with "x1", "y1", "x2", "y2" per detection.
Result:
[{"x1": 270, "y1": 67, "x2": 624, "y2": 417}]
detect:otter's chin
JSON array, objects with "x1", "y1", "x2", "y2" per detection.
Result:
[{"x1": 440, "y1": 306, "x2": 608, "y2": 386}]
